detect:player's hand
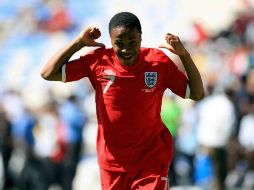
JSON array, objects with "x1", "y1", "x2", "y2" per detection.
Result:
[
  {"x1": 76, "y1": 27, "x2": 105, "y2": 48},
  {"x1": 159, "y1": 33, "x2": 189, "y2": 56}
]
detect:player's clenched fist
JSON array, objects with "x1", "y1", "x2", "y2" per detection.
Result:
[
  {"x1": 159, "y1": 33, "x2": 189, "y2": 56},
  {"x1": 76, "y1": 27, "x2": 105, "y2": 48}
]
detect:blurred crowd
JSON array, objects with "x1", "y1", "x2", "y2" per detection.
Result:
[
  {"x1": 163, "y1": 6, "x2": 254, "y2": 190},
  {"x1": 0, "y1": 0, "x2": 254, "y2": 190}
]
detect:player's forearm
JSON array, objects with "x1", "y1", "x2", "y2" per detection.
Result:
[
  {"x1": 41, "y1": 39, "x2": 83, "y2": 81},
  {"x1": 179, "y1": 53, "x2": 205, "y2": 100}
]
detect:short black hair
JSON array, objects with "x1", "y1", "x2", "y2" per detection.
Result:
[{"x1": 108, "y1": 12, "x2": 142, "y2": 34}]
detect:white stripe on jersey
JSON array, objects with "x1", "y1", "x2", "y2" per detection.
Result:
[
  {"x1": 185, "y1": 84, "x2": 190, "y2": 98},
  {"x1": 62, "y1": 64, "x2": 66, "y2": 82},
  {"x1": 161, "y1": 176, "x2": 169, "y2": 190}
]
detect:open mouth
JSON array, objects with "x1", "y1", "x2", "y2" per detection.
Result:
[
  {"x1": 120, "y1": 54, "x2": 133, "y2": 60},
  {"x1": 117, "y1": 52, "x2": 138, "y2": 66}
]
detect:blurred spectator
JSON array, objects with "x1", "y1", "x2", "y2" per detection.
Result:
[
  {"x1": 234, "y1": 68, "x2": 254, "y2": 134},
  {"x1": 196, "y1": 84, "x2": 236, "y2": 190},
  {"x1": 1, "y1": 90, "x2": 37, "y2": 189},
  {"x1": 33, "y1": 100, "x2": 67, "y2": 189},
  {"x1": 16, "y1": 109, "x2": 39, "y2": 190},
  {"x1": 233, "y1": 10, "x2": 254, "y2": 41},
  {"x1": 0, "y1": 89, "x2": 39, "y2": 189},
  {"x1": 192, "y1": 22, "x2": 208, "y2": 45},
  {"x1": 0, "y1": 104, "x2": 13, "y2": 189},
  {"x1": 237, "y1": 101, "x2": 254, "y2": 189},
  {"x1": 225, "y1": 101, "x2": 254, "y2": 189},
  {"x1": 225, "y1": 69, "x2": 254, "y2": 189},
  {"x1": 38, "y1": 0, "x2": 74, "y2": 33},
  {"x1": 175, "y1": 101, "x2": 199, "y2": 186},
  {"x1": 161, "y1": 93, "x2": 181, "y2": 138},
  {"x1": 59, "y1": 95, "x2": 86, "y2": 190}
]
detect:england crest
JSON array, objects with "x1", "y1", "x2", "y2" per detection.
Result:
[{"x1": 144, "y1": 72, "x2": 157, "y2": 88}]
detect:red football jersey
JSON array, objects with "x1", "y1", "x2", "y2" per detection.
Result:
[{"x1": 62, "y1": 47, "x2": 188, "y2": 171}]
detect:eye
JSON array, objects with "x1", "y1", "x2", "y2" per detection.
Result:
[
  {"x1": 115, "y1": 42, "x2": 122, "y2": 47},
  {"x1": 129, "y1": 41, "x2": 137, "y2": 46}
]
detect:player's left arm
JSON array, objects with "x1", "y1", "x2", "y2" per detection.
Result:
[{"x1": 159, "y1": 33, "x2": 205, "y2": 101}]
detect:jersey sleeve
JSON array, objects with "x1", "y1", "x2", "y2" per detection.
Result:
[
  {"x1": 62, "y1": 58, "x2": 90, "y2": 82},
  {"x1": 164, "y1": 59, "x2": 189, "y2": 99},
  {"x1": 62, "y1": 48, "x2": 105, "y2": 82}
]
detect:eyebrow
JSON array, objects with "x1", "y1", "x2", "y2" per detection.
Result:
[
  {"x1": 115, "y1": 36, "x2": 138, "y2": 41},
  {"x1": 128, "y1": 37, "x2": 138, "y2": 40}
]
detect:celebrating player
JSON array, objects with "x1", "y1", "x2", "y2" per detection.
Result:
[{"x1": 41, "y1": 12, "x2": 204, "y2": 190}]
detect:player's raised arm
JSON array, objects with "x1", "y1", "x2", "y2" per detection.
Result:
[
  {"x1": 40, "y1": 27, "x2": 105, "y2": 81},
  {"x1": 159, "y1": 33, "x2": 205, "y2": 101}
]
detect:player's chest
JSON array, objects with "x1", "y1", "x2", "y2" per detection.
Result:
[{"x1": 93, "y1": 66, "x2": 163, "y2": 96}]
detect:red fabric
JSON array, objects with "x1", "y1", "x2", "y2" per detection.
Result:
[
  {"x1": 99, "y1": 164, "x2": 169, "y2": 190},
  {"x1": 193, "y1": 22, "x2": 208, "y2": 45},
  {"x1": 50, "y1": 120, "x2": 67, "y2": 163},
  {"x1": 64, "y1": 47, "x2": 187, "y2": 171},
  {"x1": 41, "y1": 8, "x2": 72, "y2": 32}
]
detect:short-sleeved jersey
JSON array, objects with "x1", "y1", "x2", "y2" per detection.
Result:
[{"x1": 62, "y1": 47, "x2": 188, "y2": 172}]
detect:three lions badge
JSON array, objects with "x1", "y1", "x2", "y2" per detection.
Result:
[{"x1": 144, "y1": 72, "x2": 157, "y2": 88}]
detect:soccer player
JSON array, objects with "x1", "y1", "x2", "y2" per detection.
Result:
[{"x1": 41, "y1": 12, "x2": 204, "y2": 190}]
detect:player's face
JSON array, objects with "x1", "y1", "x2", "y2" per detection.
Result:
[{"x1": 110, "y1": 26, "x2": 141, "y2": 66}]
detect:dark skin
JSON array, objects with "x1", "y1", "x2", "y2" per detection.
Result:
[
  {"x1": 40, "y1": 27, "x2": 105, "y2": 81},
  {"x1": 41, "y1": 26, "x2": 204, "y2": 100},
  {"x1": 110, "y1": 27, "x2": 141, "y2": 66}
]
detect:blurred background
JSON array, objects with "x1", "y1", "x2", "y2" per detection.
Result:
[{"x1": 0, "y1": 0, "x2": 254, "y2": 190}]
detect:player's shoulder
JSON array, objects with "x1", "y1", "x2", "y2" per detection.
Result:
[
  {"x1": 80, "y1": 47, "x2": 113, "y2": 64},
  {"x1": 141, "y1": 47, "x2": 171, "y2": 63}
]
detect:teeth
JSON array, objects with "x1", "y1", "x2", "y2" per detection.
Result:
[{"x1": 123, "y1": 55, "x2": 131, "y2": 59}]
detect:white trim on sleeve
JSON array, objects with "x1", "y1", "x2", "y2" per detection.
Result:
[
  {"x1": 62, "y1": 64, "x2": 66, "y2": 82},
  {"x1": 185, "y1": 84, "x2": 190, "y2": 98}
]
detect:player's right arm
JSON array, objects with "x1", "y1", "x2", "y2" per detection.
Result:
[{"x1": 40, "y1": 27, "x2": 105, "y2": 81}]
